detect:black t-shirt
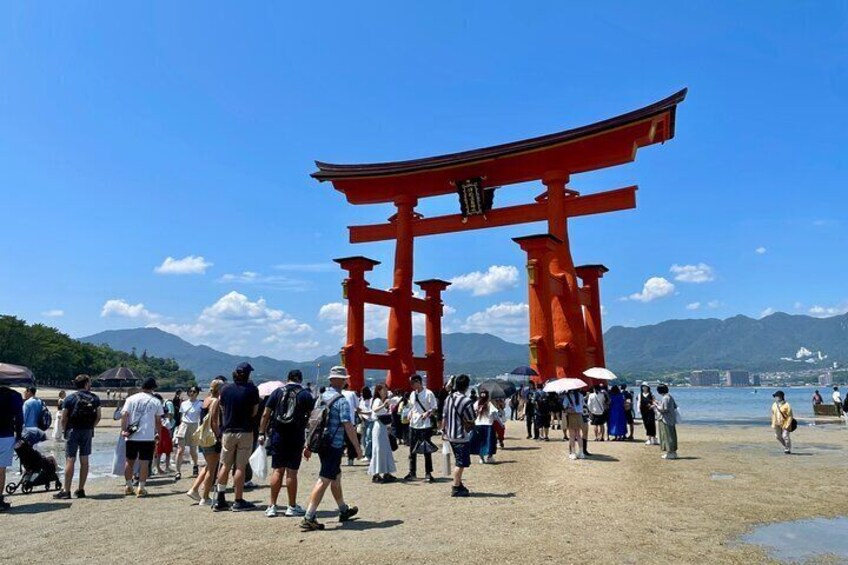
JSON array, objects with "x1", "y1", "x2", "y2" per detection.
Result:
[
  {"x1": 219, "y1": 381, "x2": 260, "y2": 433},
  {"x1": 266, "y1": 384, "x2": 314, "y2": 443},
  {"x1": 0, "y1": 387, "x2": 24, "y2": 438},
  {"x1": 63, "y1": 390, "x2": 102, "y2": 430}
]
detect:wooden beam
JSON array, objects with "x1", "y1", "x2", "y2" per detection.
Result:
[{"x1": 349, "y1": 186, "x2": 637, "y2": 243}]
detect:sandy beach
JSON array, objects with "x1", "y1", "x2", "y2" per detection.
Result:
[{"x1": 3, "y1": 420, "x2": 848, "y2": 564}]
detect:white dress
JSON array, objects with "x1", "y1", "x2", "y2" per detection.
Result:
[{"x1": 368, "y1": 399, "x2": 397, "y2": 476}]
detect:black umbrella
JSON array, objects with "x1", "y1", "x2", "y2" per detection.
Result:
[
  {"x1": 0, "y1": 363, "x2": 34, "y2": 387},
  {"x1": 478, "y1": 378, "x2": 518, "y2": 400},
  {"x1": 509, "y1": 366, "x2": 538, "y2": 377}
]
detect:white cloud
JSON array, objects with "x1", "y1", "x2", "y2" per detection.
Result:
[
  {"x1": 755, "y1": 247, "x2": 767, "y2": 255},
  {"x1": 218, "y1": 271, "x2": 307, "y2": 291},
  {"x1": 154, "y1": 255, "x2": 213, "y2": 275},
  {"x1": 760, "y1": 307, "x2": 776, "y2": 318},
  {"x1": 41, "y1": 309, "x2": 64, "y2": 318},
  {"x1": 670, "y1": 263, "x2": 715, "y2": 283},
  {"x1": 600, "y1": 305, "x2": 608, "y2": 316},
  {"x1": 449, "y1": 265, "x2": 519, "y2": 296},
  {"x1": 707, "y1": 300, "x2": 721, "y2": 309},
  {"x1": 686, "y1": 302, "x2": 701, "y2": 311},
  {"x1": 101, "y1": 299, "x2": 159, "y2": 321},
  {"x1": 461, "y1": 302, "x2": 529, "y2": 342},
  {"x1": 151, "y1": 291, "x2": 318, "y2": 359},
  {"x1": 808, "y1": 304, "x2": 848, "y2": 318},
  {"x1": 625, "y1": 277, "x2": 675, "y2": 302}
]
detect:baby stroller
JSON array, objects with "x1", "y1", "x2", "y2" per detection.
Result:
[{"x1": 5, "y1": 436, "x2": 62, "y2": 495}]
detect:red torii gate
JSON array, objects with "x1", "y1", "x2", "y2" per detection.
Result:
[{"x1": 313, "y1": 89, "x2": 686, "y2": 391}]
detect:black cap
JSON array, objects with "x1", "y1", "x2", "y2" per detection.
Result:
[
  {"x1": 236, "y1": 362, "x2": 254, "y2": 374},
  {"x1": 772, "y1": 390, "x2": 784, "y2": 398},
  {"x1": 142, "y1": 377, "x2": 158, "y2": 390}
]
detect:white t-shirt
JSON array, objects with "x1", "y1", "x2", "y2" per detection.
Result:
[
  {"x1": 587, "y1": 392, "x2": 605, "y2": 416},
  {"x1": 473, "y1": 401, "x2": 498, "y2": 426},
  {"x1": 358, "y1": 398, "x2": 373, "y2": 422},
  {"x1": 342, "y1": 390, "x2": 359, "y2": 421},
  {"x1": 180, "y1": 399, "x2": 203, "y2": 424},
  {"x1": 833, "y1": 391, "x2": 842, "y2": 403},
  {"x1": 409, "y1": 388, "x2": 438, "y2": 429},
  {"x1": 122, "y1": 392, "x2": 164, "y2": 442}
]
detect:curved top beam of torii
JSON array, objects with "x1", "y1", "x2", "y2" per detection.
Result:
[{"x1": 312, "y1": 88, "x2": 687, "y2": 205}]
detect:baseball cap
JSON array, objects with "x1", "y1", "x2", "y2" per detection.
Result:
[{"x1": 236, "y1": 362, "x2": 254, "y2": 374}]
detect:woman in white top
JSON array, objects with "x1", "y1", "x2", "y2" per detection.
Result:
[
  {"x1": 53, "y1": 390, "x2": 66, "y2": 441},
  {"x1": 473, "y1": 390, "x2": 499, "y2": 464},
  {"x1": 357, "y1": 387, "x2": 374, "y2": 462},
  {"x1": 174, "y1": 386, "x2": 203, "y2": 480},
  {"x1": 368, "y1": 383, "x2": 398, "y2": 483}
]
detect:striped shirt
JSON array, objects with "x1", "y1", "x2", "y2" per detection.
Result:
[{"x1": 443, "y1": 392, "x2": 475, "y2": 443}]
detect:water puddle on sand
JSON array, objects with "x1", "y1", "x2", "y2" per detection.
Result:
[
  {"x1": 710, "y1": 472, "x2": 735, "y2": 481},
  {"x1": 740, "y1": 517, "x2": 848, "y2": 563}
]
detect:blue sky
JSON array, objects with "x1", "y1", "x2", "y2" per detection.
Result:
[{"x1": 1, "y1": 2, "x2": 846, "y2": 361}]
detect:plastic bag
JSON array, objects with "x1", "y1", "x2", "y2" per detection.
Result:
[{"x1": 248, "y1": 444, "x2": 268, "y2": 481}]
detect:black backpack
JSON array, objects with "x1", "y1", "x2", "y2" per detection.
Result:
[
  {"x1": 37, "y1": 400, "x2": 52, "y2": 431},
  {"x1": 273, "y1": 386, "x2": 300, "y2": 427},
  {"x1": 69, "y1": 392, "x2": 99, "y2": 428}
]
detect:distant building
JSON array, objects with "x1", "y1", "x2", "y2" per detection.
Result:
[
  {"x1": 690, "y1": 370, "x2": 721, "y2": 386},
  {"x1": 750, "y1": 374, "x2": 761, "y2": 386},
  {"x1": 819, "y1": 372, "x2": 834, "y2": 386},
  {"x1": 726, "y1": 370, "x2": 750, "y2": 387}
]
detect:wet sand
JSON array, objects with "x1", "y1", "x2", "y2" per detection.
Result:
[{"x1": 3, "y1": 421, "x2": 848, "y2": 564}]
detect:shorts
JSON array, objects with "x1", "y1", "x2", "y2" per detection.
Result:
[
  {"x1": 0, "y1": 436, "x2": 15, "y2": 468},
  {"x1": 590, "y1": 414, "x2": 607, "y2": 426},
  {"x1": 450, "y1": 441, "x2": 471, "y2": 468},
  {"x1": 566, "y1": 413, "x2": 583, "y2": 431},
  {"x1": 318, "y1": 445, "x2": 344, "y2": 480},
  {"x1": 126, "y1": 440, "x2": 155, "y2": 461},
  {"x1": 66, "y1": 428, "x2": 94, "y2": 458},
  {"x1": 270, "y1": 442, "x2": 304, "y2": 471},
  {"x1": 175, "y1": 422, "x2": 199, "y2": 446},
  {"x1": 201, "y1": 440, "x2": 222, "y2": 456},
  {"x1": 221, "y1": 432, "x2": 254, "y2": 471},
  {"x1": 626, "y1": 412, "x2": 635, "y2": 425}
]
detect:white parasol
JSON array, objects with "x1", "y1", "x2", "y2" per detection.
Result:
[
  {"x1": 582, "y1": 367, "x2": 618, "y2": 381},
  {"x1": 543, "y1": 378, "x2": 588, "y2": 394}
]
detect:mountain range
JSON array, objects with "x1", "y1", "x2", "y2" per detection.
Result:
[{"x1": 80, "y1": 312, "x2": 848, "y2": 382}]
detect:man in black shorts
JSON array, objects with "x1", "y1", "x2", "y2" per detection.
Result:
[
  {"x1": 259, "y1": 370, "x2": 315, "y2": 518},
  {"x1": 120, "y1": 378, "x2": 163, "y2": 497}
]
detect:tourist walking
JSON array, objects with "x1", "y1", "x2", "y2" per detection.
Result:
[
  {"x1": 472, "y1": 390, "x2": 498, "y2": 464},
  {"x1": 562, "y1": 389, "x2": 585, "y2": 460},
  {"x1": 524, "y1": 382, "x2": 539, "y2": 439},
  {"x1": 175, "y1": 385, "x2": 202, "y2": 480},
  {"x1": 406, "y1": 374, "x2": 438, "y2": 482},
  {"x1": 639, "y1": 385, "x2": 658, "y2": 445},
  {"x1": 653, "y1": 384, "x2": 679, "y2": 460},
  {"x1": 587, "y1": 386, "x2": 607, "y2": 441},
  {"x1": 0, "y1": 382, "x2": 24, "y2": 512},
  {"x1": 52, "y1": 390, "x2": 66, "y2": 441},
  {"x1": 53, "y1": 375, "x2": 101, "y2": 499},
  {"x1": 368, "y1": 383, "x2": 397, "y2": 483},
  {"x1": 258, "y1": 369, "x2": 315, "y2": 517},
  {"x1": 358, "y1": 386, "x2": 374, "y2": 461},
  {"x1": 581, "y1": 392, "x2": 592, "y2": 456},
  {"x1": 213, "y1": 362, "x2": 260, "y2": 512},
  {"x1": 121, "y1": 378, "x2": 164, "y2": 497},
  {"x1": 187, "y1": 378, "x2": 224, "y2": 506},
  {"x1": 607, "y1": 386, "x2": 627, "y2": 440},
  {"x1": 155, "y1": 396, "x2": 174, "y2": 475},
  {"x1": 442, "y1": 374, "x2": 476, "y2": 497},
  {"x1": 536, "y1": 391, "x2": 553, "y2": 441},
  {"x1": 300, "y1": 366, "x2": 362, "y2": 531},
  {"x1": 833, "y1": 386, "x2": 842, "y2": 416},
  {"x1": 771, "y1": 390, "x2": 794, "y2": 455},
  {"x1": 509, "y1": 392, "x2": 519, "y2": 421}
]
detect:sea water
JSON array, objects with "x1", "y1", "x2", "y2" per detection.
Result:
[{"x1": 740, "y1": 516, "x2": 848, "y2": 562}]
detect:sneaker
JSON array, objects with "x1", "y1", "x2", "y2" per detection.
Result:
[
  {"x1": 451, "y1": 486, "x2": 470, "y2": 498},
  {"x1": 661, "y1": 453, "x2": 668, "y2": 459},
  {"x1": 479, "y1": 457, "x2": 486, "y2": 464},
  {"x1": 645, "y1": 439, "x2": 653, "y2": 446},
  {"x1": 403, "y1": 473, "x2": 416, "y2": 481},
  {"x1": 299, "y1": 517, "x2": 325, "y2": 531},
  {"x1": 53, "y1": 491, "x2": 71, "y2": 500},
  {"x1": 568, "y1": 453, "x2": 577, "y2": 460},
  {"x1": 231, "y1": 499, "x2": 257, "y2": 512},
  {"x1": 136, "y1": 487, "x2": 148, "y2": 498},
  {"x1": 244, "y1": 481, "x2": 257, "y2": 490},
  {"x1": 198, "y1": 498, "x2": 212, "y2": 507},
  {"x1": 360, "y1": 457, "x2": 370, "y2": 463},
  {"x1": 265, "y1": 504, "x2": 278, "y2": 517},
  {"x1": 124, "y1": 486, "x2": 134, "y2": 496},
  {"x1": 186, "y1": 489, "x2": 201, "y2": 502},
  {"x1": 212, "y1": 499, "x2": 230, "y2": 512},
  {"x1": 285, "y1": 504, "x2": 306, "y2": 517},
  {"x1": 382, "y1": 474, "x2": 398, "y2": 483},
  {"x1": 577, "y1": 452, "x2": 586, "y2": 460},
  {"x1": 74, "y1": 489, "x2": 86, "y2": 498},
  {"x1": 338, "y1": 505, "x2": 358, "y2": 522},
  {"x1": 424, "y1": 474, "x2": 435, "y2": 484},
  {"x1": 372, "y1": 475, "x2": 381, "y2": 483},
  {"x1": 784, "y1": 449, "x2": 791, "y2": 455}
]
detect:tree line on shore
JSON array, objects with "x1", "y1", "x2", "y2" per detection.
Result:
[{"x1": 0, "y1": 315, "x2": 196, "y2": 389}]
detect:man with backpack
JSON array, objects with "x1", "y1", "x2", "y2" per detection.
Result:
[
  {"x1": 300, "y1": 366, "x2": 362, "y2": 531},
  {"x1": 405, "y1": 374, "x2": 438, "y2": 483},
  {"x1": 441, "y1": 374, "x2": 476, "y2": 497},
  {"x1": 54, "y1": 374, "x2": 101, "y2": 499},
  {"x1": 259, "y1": 369, "x2": 315, "y2": 517},
  {"x1": 22, "y1": 386, "x2": 51, "y2": 443}
]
